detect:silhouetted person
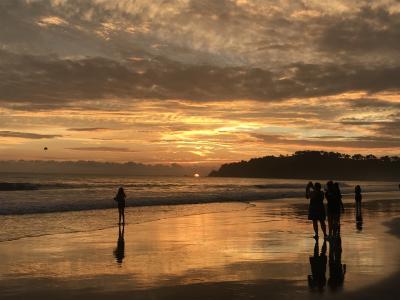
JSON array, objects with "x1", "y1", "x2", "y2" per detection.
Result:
[
  {"x1": 328, "y1": 236, "x2": 346, "y2": 291},
  {"x1": 326, "y1": 182, "x2": 344, "y2": 239},
  {"x1": 307, "y1": 182, "x2": 327, "y2": 239},
  {"x1": 113, "y1": 223, "x2": 125, "y2": 264},
  {"x1": 114, "y1": 187, "x2": 126, "y2": 225},
  {"x1": 355, "y1": 185, "x2": 363, "y2": 231},
  {"x1": 308, "y1": 239, "x2": 327, "y2": 292},
  {"x1": 334, "y1": 182, "x2": 345, "y2": 234}
]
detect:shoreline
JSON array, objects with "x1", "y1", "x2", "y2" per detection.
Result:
[
  {"x1": 1, "y1": 190, "x2": 399, "y2": 243},
  {"x1": 0, "y1": 193, "x2": 399, "y2": 299}
]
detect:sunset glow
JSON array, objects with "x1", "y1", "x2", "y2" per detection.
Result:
[{"x1": 1, "y1": 1, "x2": 399, "y2": 166}]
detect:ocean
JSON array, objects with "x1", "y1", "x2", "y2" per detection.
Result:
[{"x1": 0, "y1": 173, "x2": 398, "y2": 242}]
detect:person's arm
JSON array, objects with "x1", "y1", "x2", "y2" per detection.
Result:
[
  {"x1": 306, "y1": 182, "x2": 313, "y2": 199},
  {"x1": 340, "y1": 197, "x2": 345, "y2": 212}
]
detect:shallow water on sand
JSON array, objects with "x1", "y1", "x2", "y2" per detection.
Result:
[{"x1": 0, "y1": 193, "x2": 399, "y2": 299}]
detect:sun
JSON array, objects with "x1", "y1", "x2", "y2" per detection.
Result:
[{"x1": 194, "y1": 173, "x2": 200, "y2": 178}]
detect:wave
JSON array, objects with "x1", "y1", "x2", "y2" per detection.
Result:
[
  {"x1": 0, "y1": 182, "x2": 79, "y2": 191},
  {"x1": 0, "y1": 179, "x2": 397, "y2": 215},
  {"x1": 0, "y1": 181, "x2": 353, "y2": 191},
  {"x1": 0, "y1": 190, "x2": 303, "y2": 215}
]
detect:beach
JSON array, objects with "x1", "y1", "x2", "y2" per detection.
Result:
[{"x1": 0, "y1": 189, "x2": 399, "y2": 300}]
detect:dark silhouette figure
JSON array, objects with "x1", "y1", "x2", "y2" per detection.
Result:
[
  {"x1": 328, "y1": 236, "x2": 346, "y2": 291},
  {"x1": 306, "y1": 182, "x2": 327, "y2": 239},
  {"x1": 355, "y1": 185, "x2": 363, "y2": 231},
  {"x1": 114, "y1": 187, "x2": 126, "y2": 224},
  {"x1": 113, "y1": 223, "x2": 125, "y2": 264},
  {"x1": 308, "y1": 239, "x2": 327, "y2": 292},
  {"x1": 325, "y1": 182, "x2": 344, "y2": 238}
]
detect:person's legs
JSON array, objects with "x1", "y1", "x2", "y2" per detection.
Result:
[
  {"x1": 122, "y1": 207, "x2": 125, "y2": 224},
  {"x1": 331, "y1": 214, "x2": 338, "y2": 237},
  {"x1": 328, "y1": 215, "x2": 333, "y2": 237},
  {"x1": 356, "y1": 202, "x2": 361, "y2": 217},
  {"x1": 118, "y1": 207, "x2": 122, "y2": 224},
  {"x1": 313, "y1": 220, "x2": 319, "y2": 237},
  {"x1": 320, "y1": 220, "x2": 327, "y2": 237}
]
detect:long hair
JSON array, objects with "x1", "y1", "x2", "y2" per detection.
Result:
[{"x1": 117, "y1": 187, "x2": 125, "y2": 198}]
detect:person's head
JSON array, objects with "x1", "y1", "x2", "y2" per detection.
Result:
[
  {"x1": 118, "y1": 187, "x2": 124, "y2": 194},
  {"x1": 355, "y1": 185, "x2": 361, "y2": 193},
  {"x1": 326, "y1": 181, "x2": 333, "y2": 191},
  {"x1": 314, "y1": 182, "x2": 321, "y2": 191},
  {"x1": 334, "y1": 182, "x2": 341, "y2": 192}
]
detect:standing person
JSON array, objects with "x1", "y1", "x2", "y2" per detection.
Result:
[
  {"x1": 114, "y1": 187, "x2": 126, "y2": 225},
  {"x1": 326, "y1": 182, "x2": 344, "y2": 238},
  {"x1": 307, "y1": 182, "x2": 328, "y2": 239},
  {"x1": 325, "y1": 181, "x2": 335, "y2": 238},
  {"x1": 334, "y1": 182, "x2": 345, "y2": 235}
]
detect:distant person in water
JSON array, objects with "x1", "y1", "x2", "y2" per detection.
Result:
[
  {"x1": 306, "y1": 182, "x2": 327, "y2": 239},
  {"x1": 325, "y1": 181, "x2": 344, "y2": 238},
  {"x1": 114, "y1": 187, "x2": 126, "y2": 224},
  {"x1": 355, "y1": 185, "x2": 363, "y2": 229}
]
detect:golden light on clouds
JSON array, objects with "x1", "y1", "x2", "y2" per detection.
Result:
[{"x1": 0, "y1": 0, "x2": 399, "y2": 165}]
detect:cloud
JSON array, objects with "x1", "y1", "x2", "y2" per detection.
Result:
[
  {"x1": 348, "y1": 98, "x2": 400, "y2": 109},
  {"x1": 252, "y1": 133, "x2": 400, "y2": 149},
  {"x1": 0, "y1": 131, "x2": 61, "y2": 139},
  {"x1": 318, "y1": 6, "x2": 400, "y2": 58},
  {"x1": 66, "y1": 146, "x2": 137, "y2": 152},
  {"x1": 67, "y1": 127, "x2": 111, "y2": 131},
  {"x1": 1, "y1": 1, "x2": 400, "y2": 107},
  {"x1": 1, "y1": 49, "x2": 400, "y2": 106},
  {"x1": 0, "y1": 0, "x2": 399, "y2": 161}
]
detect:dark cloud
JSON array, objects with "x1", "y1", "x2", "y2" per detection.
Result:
[
  {"x1": 349, "y1": 99, "x2": 400, "y2": 109},
  {"x1": 252, "y1": 133, "x2": 400, "y2": 149},
  {"x1": 1, "y1": 1, "x2": 400, "y2": 108},
  {"x1": 0, "y1": 131, "x2": 61, "y2": 139},
  {"x1": 1, "y1": 49, "x2": 400, "y2": 106},
  {"x1": 340, "y1": 118, "x2": 400, "y2": 137},
  {"x1": 318, "y1": 6, "x2": 400, "y2": 56}
]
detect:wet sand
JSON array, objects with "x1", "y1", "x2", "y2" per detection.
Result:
[{"x1": 0, "y1": 192, "x2": 399, "y2": 299}]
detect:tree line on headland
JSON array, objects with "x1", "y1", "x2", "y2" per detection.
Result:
[{"x1": 209, "y1": 151, "x2": 400, "y2": 181}]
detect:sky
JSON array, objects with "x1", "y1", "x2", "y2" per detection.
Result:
[{"x1": 1, "y1": 0, "x2": 400, "y2": 166}]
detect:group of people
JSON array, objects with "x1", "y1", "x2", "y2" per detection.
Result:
[
  {"x1": 306, "y1": 181, "x2": 361, "y2": 240},
  {"x1": 115, "y1": 183, "x2": 363, "y2": 234}
]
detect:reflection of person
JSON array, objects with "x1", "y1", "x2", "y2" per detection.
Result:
[
  {"x1": 114, "y1": 187, "x2": 126, "y2": 225},
  {"x1": 328, "y1": 237, "x2": 346, "y2": 291},
  {"x1": 113, "y1": 223, "x2": 125, "y2": 264},
  {"x1": 355, "y1": 185, "x2": 362, "y2": 214},
  {"x1": 308, "y1": 239, "x2": 327, "y2": 292},
  {"x1": 355, "y1": 185, "x2": 363, "y2": 231},
  {"x1": 307, "y1": 182, "x2": 327, "y2": 239}
]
